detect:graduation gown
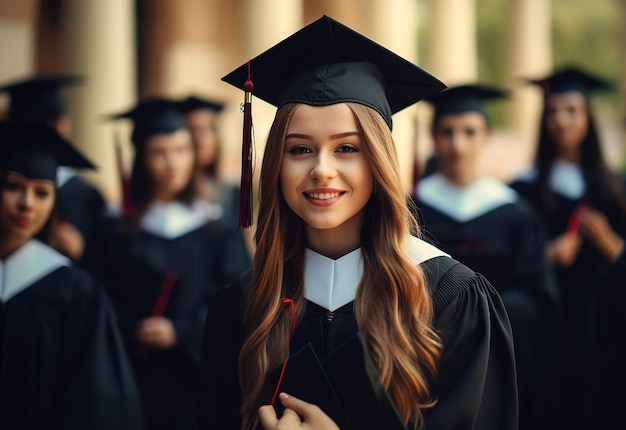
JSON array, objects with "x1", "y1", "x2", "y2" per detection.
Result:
[
  {"x1": 0, "y1": 240, "x2": 143, "y2": 430},
  {"x1": 413, "y1": 174, "x2": 559, "y2": 429},
  {"x1": 199, "y1": 236, "x2": 518, "y2": 430},
  {"x1": 55, "y1": 167, "x2": 107, "y2": 266},
  {"x1": 510, "y1": 161, "x2": 626, "y2": 430},
  {"x1": 96, "y1": 199, "x2": 253, "y2": 430}
]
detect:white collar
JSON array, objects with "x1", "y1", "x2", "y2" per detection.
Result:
[
  {"x1": 513, "y1": 161, "x2": 586, "y2": 200},
  {"x1": 140, "y1": 199, "x2": 223, "y2": 239},
  {"x1": 550, "y1": 160, "x2": 585, "y2": 199},
  {"x1": 0, "y1": 240, "x2": 70, "y2": 302},
  {"x1": 417, "y1": 173, "x2": 517, "y2": 222},
  {"x1": 304, "y1": 235, "x2": 449, "y2": 312},
  {"x1": 56, "y1": 166, "x2": 76, "y2": 188}
]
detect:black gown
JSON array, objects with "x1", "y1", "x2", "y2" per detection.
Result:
[
  {"x1": 413, "y1": 174, "x2": 559, "y2": 429},
  {"x1": 199, "y1": 246, "x2": 518, "y2": 430},
  {"x1": 510, "y1": 165, "x2": 626, "y2": 430},
  {"x1": 0, "y1": 240, "x2": 143, "y2": 430},
  {"x1": 55, "y1": 170, "x2": 107, "y2": 267},
  {"x1": 95, "y1": 201, "x2": 253, "y2": 430}
]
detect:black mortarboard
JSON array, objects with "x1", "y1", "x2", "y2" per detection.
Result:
[
  {"x1": 222, "y1": 15, "x2": 446, "y2": 227},
  {"x1": 106, "y1": 98, "x2": 188, "y2": 146},
  {"x1": 0, "y1": 122, "x2": 94, "y2": 182},
  {"x1": 179, "y1": 95, "x2": 225, "y2": 114},
  {"x1": 424, "y1": 84, "x2": 508, "y2": 123},
  {"x1": 222, "y1": 15, "x2": 446, "y2": 130},
  {"x1": 0, "y1": 75, "x2": 83, "y2": 122},
  {"x1": 268, "y1": 334, "x2": 407, "y2": 430},
  {"x1": 526, "y1": 66, "x2": 612, "y2": 98}
]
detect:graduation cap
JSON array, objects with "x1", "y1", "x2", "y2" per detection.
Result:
[
  {"x1": 222, "y1": 15, "x2": 447, "y2": 227},
  {"x1": 525, "y1": 65, "x2": 613, "y2": 98},
  {"x1": 0, "y1": 122, "x2": 94, "y2": 183},
  {"x1": 424, "y1": 84, "x2": 508, "y2": 123},
  {"x1": 106, "y1": 97, "x2": 188, "y2": 147},
  {"x1": 179, "y1": 95, "x2": 225, "y2": 114},
  {"x1": 268, "y1": 333, "x2": 408, "y2": 430},
  {"x1": 0, "y1": 74, "x2": 83, "y2": 122}
]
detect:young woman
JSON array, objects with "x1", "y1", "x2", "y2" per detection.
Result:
[
  {"x1": 179, "y1": 95, "x2": 241, "y2": 227},
  {"x1": 96, "y1": 98, "x2": 253, "y2": 430},
  {"x1": 0, "y1": 122, "x2": 142, "y2": 429},
  {"x1": 413, "y1": 84, "x2": 560, "y2": 430},
  {"x1": 510, "y1": 66, "x2": 626, "y2": 430},
  {"x1": 0, "y1": 75, "x2": 107, "y2": 265},
  {"x1": 200, "y1": 16, "x2": 518, "y2": 430}
]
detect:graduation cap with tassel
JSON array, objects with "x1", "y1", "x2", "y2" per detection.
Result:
[{"x1": 221, "y1": 15, "x2": 447, "y2": 228}]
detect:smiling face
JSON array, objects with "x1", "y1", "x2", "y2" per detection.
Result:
[
  {"x1": 544, "y1": 91, "x2": 589, "y2": 155},
  {"x1": 143, "y1": 129, "x2": 195, "y2": 201},
  {"x1": 431, "y1": 111, "x2": 490, "y2": 184},
  {"x1": 280, "y1": 103, "x2": 374, "y2": 245},
  {"x1": 1, "y1": 171, "x2": 56, "y2": 247}
]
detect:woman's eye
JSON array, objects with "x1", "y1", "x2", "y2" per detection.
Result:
[
  {"x1": 336, "y1": 145, "x2": 358, "y2": 153},
  {"x1": 288, "y1": 146, "x2": 311, "y2": 155},
  {"x1": 35, "y1": 189, "x2": 51, "y2": 198},
  {"x1": 3, "y1": 182, "x2": 20, "y2": 191}
]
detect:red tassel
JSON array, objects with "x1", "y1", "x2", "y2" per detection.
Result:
[
  {"x1": 114, "y1": 129, "x2": 136, "y2": 219},
  {"x1": 151, "y1": 270, "x2": 178, "y2": 316},
  {"x1": 239, "y1": 60, "x2": 254, "y2": 228}
]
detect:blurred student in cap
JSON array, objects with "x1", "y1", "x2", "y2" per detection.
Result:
[
  {"x1": 0, "y1": 122, "x2": 142, "y2": 429},
  {"x1": 178, "y1": 95, "x2": 241, "y2": 227},
  {"x1": 509, "y1": 65, "x2": 626, "y2": 430},
  {"x1": 93, "y1": 97, "x2": 252, "y2": 430},
  {"x1": 0, "y1": 75, "x2": 107, "y2": 266},
  {"x1": 200, "y1": 16, "x2": 518, "y2": 430},
  {"x1": 412, "y1": 84, "x2": 560, "y2": 430}
]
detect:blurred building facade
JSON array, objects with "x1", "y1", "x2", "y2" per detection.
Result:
[{"x1": 1, "y1": 0, "x2": 625, "y2": 203}]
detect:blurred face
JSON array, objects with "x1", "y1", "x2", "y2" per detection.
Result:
[
  {"x1": 545, "y1": 91, "x2": 589, "y2": 152},
  {"x1": 432, "y1": 112, "x2": 490, "y2": 182},
  {"x1": 143, "y1": 129, "x2": 195, "y2": 201},
  {"x1": 0, "y1": 171, "x2": 55, "y2": 245},
  {"x1": 280, "y1": 103, "x2": 373, "y2": 237},
  {"x1": 186, "y1": 110, "x2": 219, "y2": 168}
]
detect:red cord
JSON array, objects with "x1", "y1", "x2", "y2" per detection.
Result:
[{"x1": 270, "y1": 298, "x2": 296, "y2": 405}]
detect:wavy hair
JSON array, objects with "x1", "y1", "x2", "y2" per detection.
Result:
[{"x1": 239, "y1": 103, "x2": 442, "y2": 429}]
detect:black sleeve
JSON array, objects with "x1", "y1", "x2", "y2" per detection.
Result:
[
  {"x1": 424, "y1": 259, "x2": 519, "y2": 430},
  {"x1": 199, "y1": 276, "x2": 248, "y2": 429},
  {"x1": 64, "y1": 269, "x2": 144, "y2": 430}
]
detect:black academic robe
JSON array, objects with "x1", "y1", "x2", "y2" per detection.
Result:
[
  {"x1": 510, "y1": 177, "x2": 626, "y2": 430},
  {"x1": 96, "y1": 218, "x2": 252, "y2": 430},
  {"x1": 0, "y1": 258, "x2": 143, "y2": 429},
  {"x1": 55, "y1": 174, "x2": 107, "y2": 266},
  {"x1": 412, "y1": 194, "x2": 560, "y2": 430},
  {"x1": 199, "y1": 256, "x2": 518, "y2": 430}
]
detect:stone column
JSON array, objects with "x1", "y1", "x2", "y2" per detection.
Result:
[
  {"x1": 59, "y1": 0, "x2": 136, "y2": 203},
  {"x1": 0, "y1": 0, "x2": 37, "y2": 114},
  {"x1": 428, "y1": 0, "x2": 477, "y2": 84},
  {"x1": 505, "y1": 0, "x2": 551, "y2": 150}
]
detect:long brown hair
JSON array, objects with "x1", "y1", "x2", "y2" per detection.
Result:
[{"x1": 239, "y1": 103, "x2": 442, "y2": 429}]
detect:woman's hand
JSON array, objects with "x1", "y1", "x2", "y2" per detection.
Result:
[
  {"x1": 258, "y1": 393, "x2": 339, "y2": 430},
  {"x1": 136, "y1": 316, "x2": 178, "y2": 348},
  {"x1": 580, "y1": 208, "x2": 625, "y2": 262},
  {"x1": 48, "y1": 220, "x2": 85, "y2": 261},
  {"x1": 546, "y1": 234, "x2": 581, "y2": 267}
]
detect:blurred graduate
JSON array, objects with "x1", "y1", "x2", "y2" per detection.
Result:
[
  {"x1": 0, "y1": 75, "x2": 107, "y2": 266},
  {"x1": 179, "y1": 95, "x2": 241, "y2": 227},
  {"x1": 93, "y1": 98, "x2": 252, "y2": 430},
  {"x1": 0, "y1": 122, "x2": 142, "y2": 429},
  {"x1": 509, "y1": 66, "x2": 626, "y2": 429},
  {"x1": 412, "y1": 84, "x2": 560, "y2": 429}
]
